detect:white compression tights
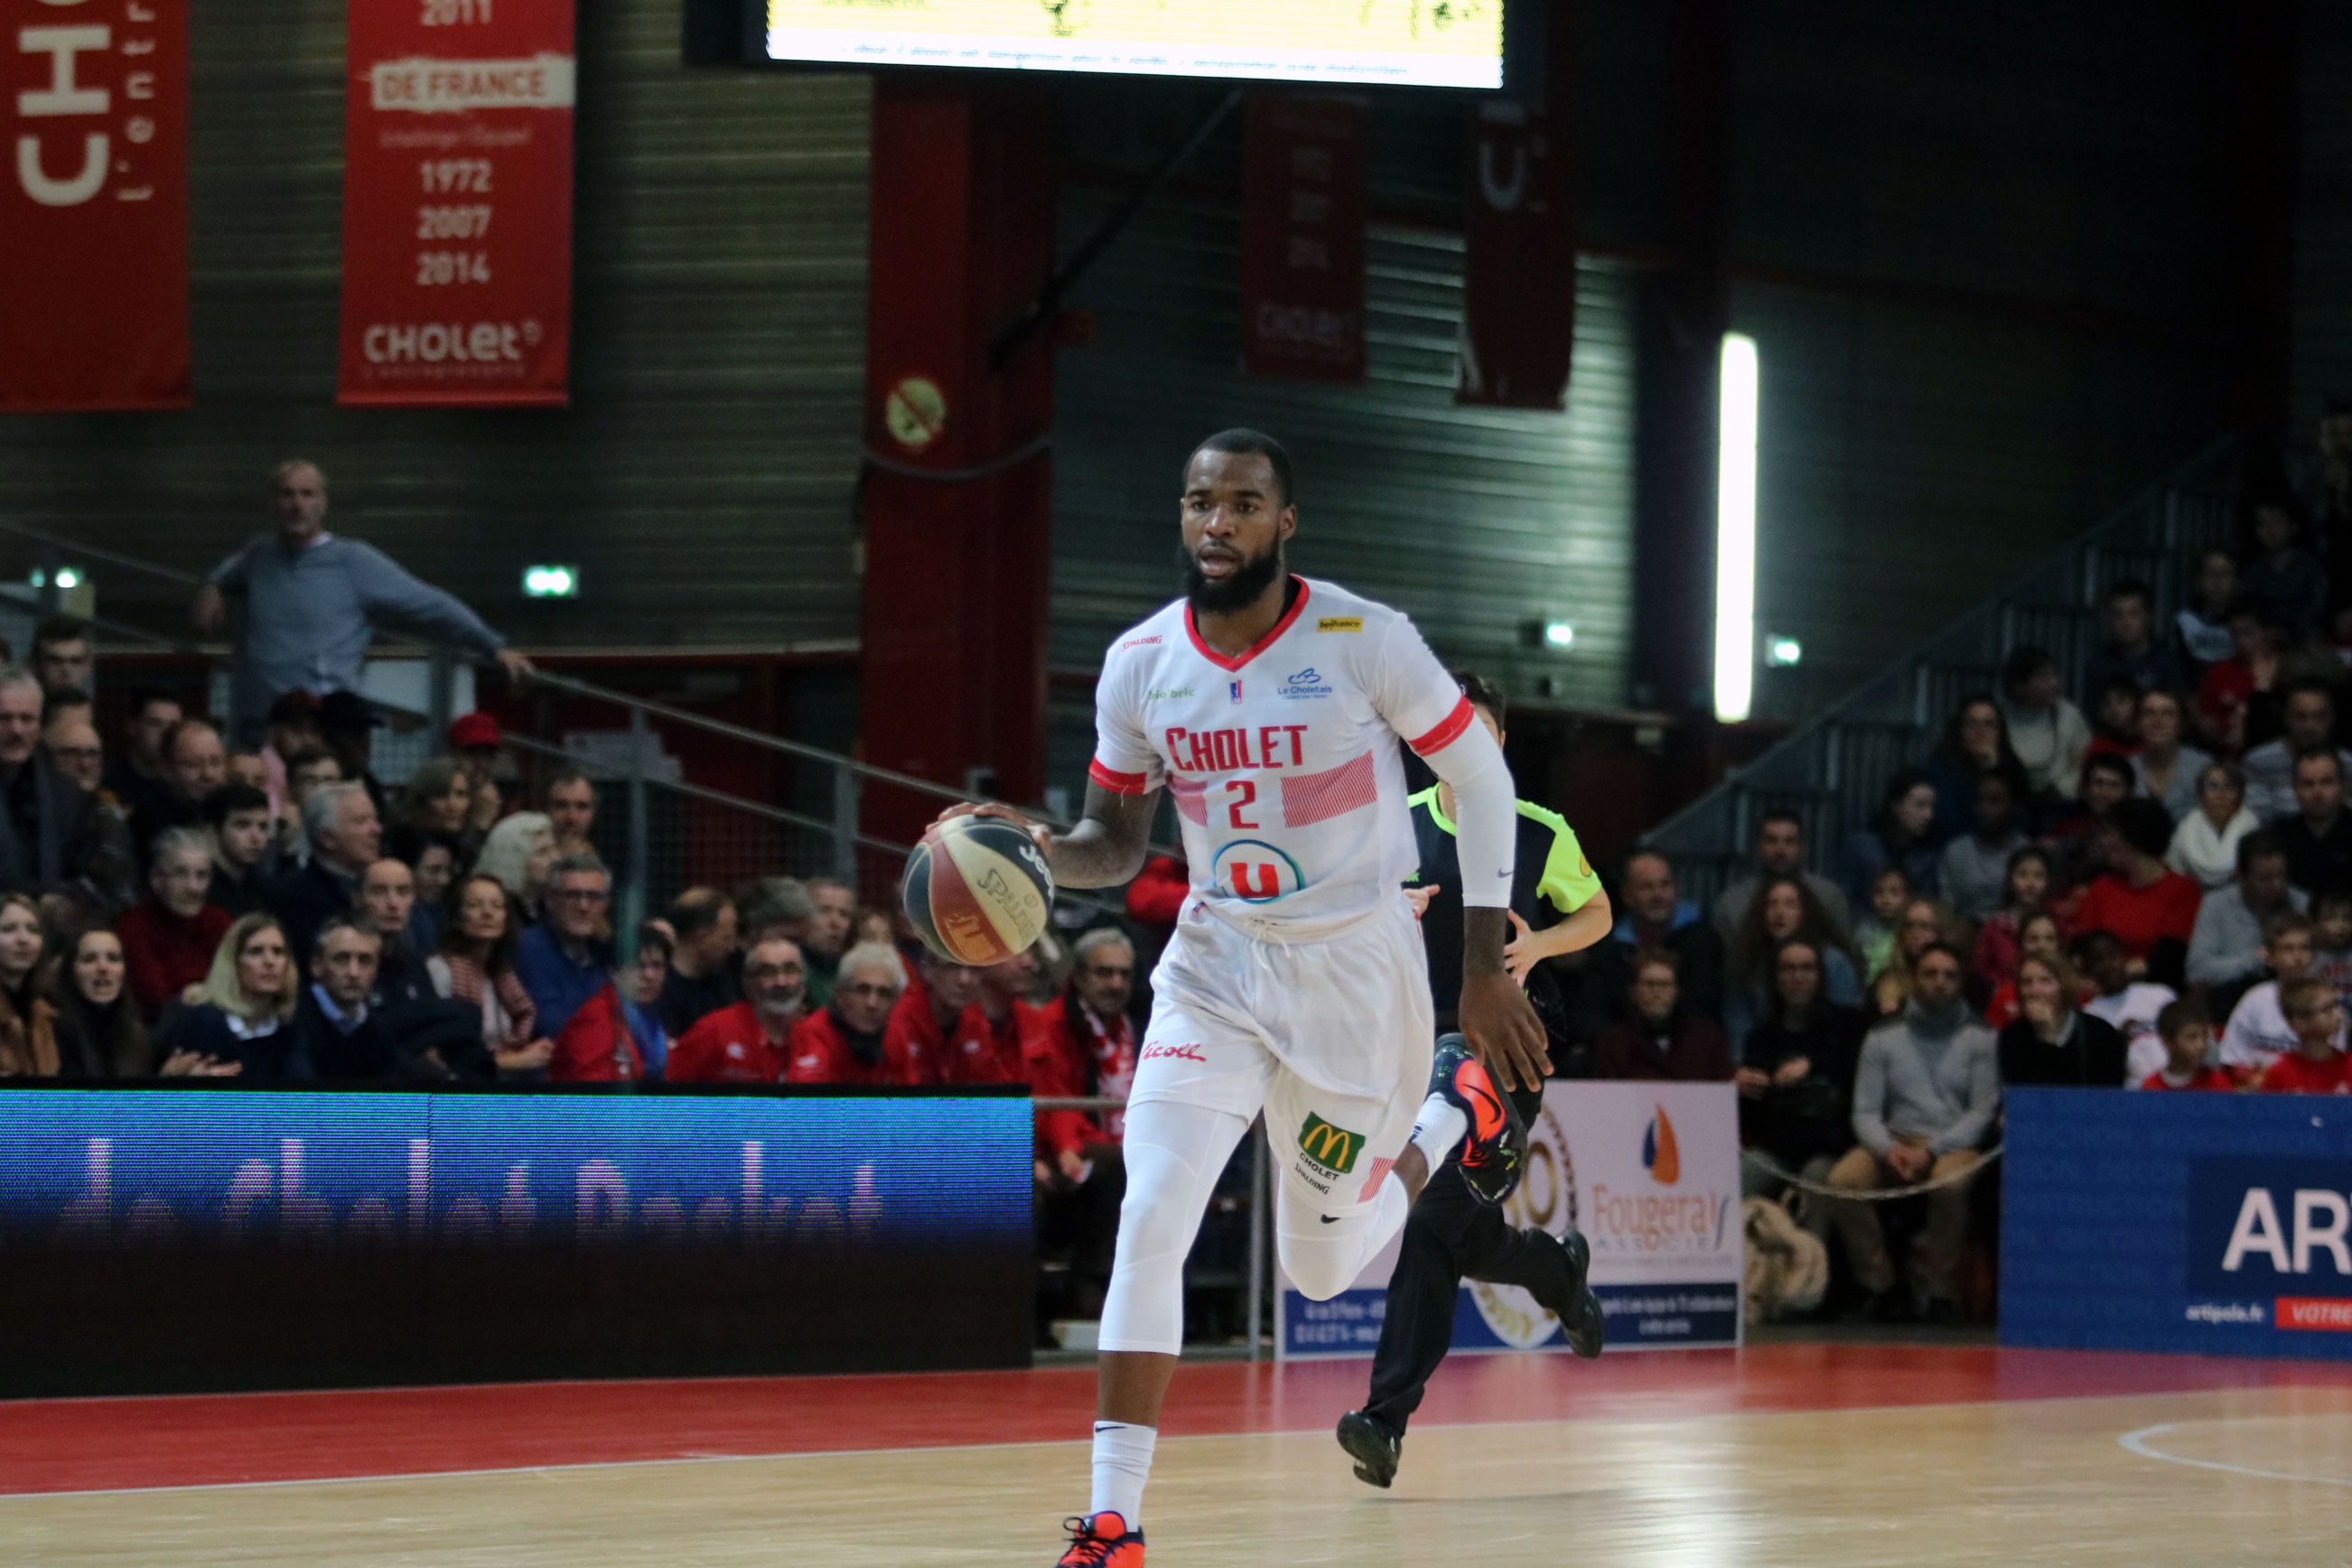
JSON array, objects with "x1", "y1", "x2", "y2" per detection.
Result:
[{"x1": 1097, "y1": 1098, "x2": 1414, "y2": 1357}]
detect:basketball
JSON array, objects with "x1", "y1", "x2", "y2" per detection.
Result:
[{"x1": 901, "y1": 813, "x2": 1056, "y2": 966}]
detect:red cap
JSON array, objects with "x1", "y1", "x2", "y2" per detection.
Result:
[{"x1": 449, "y1": 711, "x2": 501, "y2": 750}]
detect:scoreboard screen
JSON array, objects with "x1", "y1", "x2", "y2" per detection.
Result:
[{"x1": 761, "y1": 0, "x2": 1507, "y2": 89}]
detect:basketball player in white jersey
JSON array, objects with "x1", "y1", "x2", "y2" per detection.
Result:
[{"x1": 942, "y1": 429, "x2": 1550, "y2": 1567}]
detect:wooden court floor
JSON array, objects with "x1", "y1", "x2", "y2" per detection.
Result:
[{"x1": 4, "y1": 1343, "x2": 2351, "y2": 1565}]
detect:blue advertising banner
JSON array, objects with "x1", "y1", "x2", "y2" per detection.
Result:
[
  {"x1": 2002, "y1": 1088, "x2": 2352, "y2": 1358},
  {"x1": 0, "y1": 1087, "x2": 1033, "y2": 1395}
]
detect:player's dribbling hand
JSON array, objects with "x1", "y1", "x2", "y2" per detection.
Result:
[
  {"x1": 1458, "y1": 970, "x2": 1550, "y2": 1092},
  {"x1": 934, "y1": 800, "x2": 1054, "y2": 860}
]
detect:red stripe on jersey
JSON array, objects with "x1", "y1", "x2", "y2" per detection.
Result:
[
  {"x1": 1282, "y1": 751, "x2": 1377, "y2": 827},
  {"x1": 1167, "y1": 774, "x2": 1209, "y2": 824},
  {"x1": 1407, "y1": 695, "x2": 1476, "y2": 756},
  {"x1": 1088, "y1": 759, "x2": 1152, "y2": 795},
  {"x1": 1183, "y1": 576, "x2": 1312, "y2": 672}
]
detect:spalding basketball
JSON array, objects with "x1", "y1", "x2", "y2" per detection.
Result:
[{"x1": 901, "y1": 815, "x2": 1055, "y2": 966}]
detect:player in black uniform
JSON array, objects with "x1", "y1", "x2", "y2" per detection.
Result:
[{"x1": 1335, "y1": 669, "x2": 1612, "y2": 1489}]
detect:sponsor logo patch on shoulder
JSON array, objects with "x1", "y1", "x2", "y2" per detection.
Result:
[{"x1": 1316, "y1": 616, "x2": 1364, "y2": 633}]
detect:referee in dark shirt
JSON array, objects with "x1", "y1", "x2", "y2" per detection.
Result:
[{"x1": 1337, "y1": 670, "x2": 1613, "y2": 1489}]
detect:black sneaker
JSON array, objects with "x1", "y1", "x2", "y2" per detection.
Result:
[
  {"x1": 1336, "y1": 1408, "x2": 1403, "y2": 1489},
  {"x1": 1524, "y1": 1228, "x2": 1605, "y2": 1359},
  {"x1": 1429, "y1": 1038, "x2": 1525, "y2": 1206}
]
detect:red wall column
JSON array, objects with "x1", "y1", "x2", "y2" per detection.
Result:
[{"x1": 856, "y1": 77, "x2": 1058, "y2": 843}]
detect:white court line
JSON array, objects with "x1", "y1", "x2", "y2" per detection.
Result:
[
  {"x1": 2117, "y1": 1420, "x2": 2352, "y2": 1489},
  {"x1": 0, "y1": 1389, "x2": 2288, "y2": 1504}
]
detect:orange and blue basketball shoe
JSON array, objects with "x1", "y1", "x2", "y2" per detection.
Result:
[
  {"x1": 1054, "y1": 1512, "x2": 1143, "y2": 1565},
  {"x1": 1430, "y1": 1037, "x2": 1525, "y2": 1205}
]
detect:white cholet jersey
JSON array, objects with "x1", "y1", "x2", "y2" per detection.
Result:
[{"x1": 1088, "y1": 575, "x2": 1491, "y2": 935}]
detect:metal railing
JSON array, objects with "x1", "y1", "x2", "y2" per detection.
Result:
[{"x1": 1642, "y1": 435, "x2": 2250, "y2": 910}]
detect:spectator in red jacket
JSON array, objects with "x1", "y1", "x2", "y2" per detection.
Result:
[
  {"x1": 882, "y1": 948, "x2": 988, "y2": 1082},
  {"x1": 666, "y1": 935, "x2": 807, "y2": 1084},
  {"x1": 549, "y1": 923, "x2": 673, "y2": 1083},
  {"x1": 1029, "y1": 927, "x2": 1137, "y2": 1321},
  {"x1": 2071, "y1": 798, "x2": 2202, "y2": 987},
  {"x1": 117, "y1": 826, "x2": 232, "y2": 1021},
  {"x1": 951, "y1": 947, "x2": 1044, "y2": 1085},
  {"x1": 2255, "y1": 976, "x2": 2352, "y2": 1094},
  {"x1": 786, "y1": 941, "x2": 928, "y2": 1084},
  {"x1": 1593, "y1": 951, "x2": 1735, "y2": 1082}
]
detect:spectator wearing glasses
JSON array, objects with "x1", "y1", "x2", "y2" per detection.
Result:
[
  {"x1": 515, "y1": 854, "x2": 612, "y2": 1039},
  {"x1": 429, "y1": 873, "x2": 552, "y2": 1078},
  {"x1": 40, "y1": 707, "x2": 135, "y2": 915},
  {"x1": 1919, "y1": 695, "x2": 2032, "y2": 846},
  {"x1": 2254, "y1": 976, "x2": 2352, "y2": 1094},
  {"x1": 667, "y1": 935, "x2": 808, "y2": 1084},
  {"x1": 117, "y1": 826, "x2": 233, "y2": 1022},
  {"x1": 550, "y1": 923, "x2": 674, "y2": 1083},
  {"x1": 192, "y1": 460, "x2": 532, "y2": 744},
  {"x1": 787, "y1": 941, "x2": 923, "y2": 1085},
  {"x1": 886, "y1": 947, "x2": 991, "y2": 1079}
]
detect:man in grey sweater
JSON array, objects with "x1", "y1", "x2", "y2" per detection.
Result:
[
  {"x1": 2185, "y1": 831, "x2": 2302, "y2": 997},
  {"x1": 1823, "y1": 943, "x2": 1999, "y2": 1321},
  {"x1": 192, "y1": 462, "x2": 532, "y2": 742}
]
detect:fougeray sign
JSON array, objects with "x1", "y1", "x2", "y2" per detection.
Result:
[
  {"x1": 337, "y1": 0, "x2": 575, "y2": 406},
  {"x1": 0, "y1": 0, "x2": 189, "y2": 410},
  {"x1": 2002, "y1": 1089, "x2": 2352, "y2": 1360}
]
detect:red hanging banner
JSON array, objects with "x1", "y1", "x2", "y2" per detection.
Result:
[
  {"x1": 1239, "y1": 95, "x2": 1365, "y2": 384},
  {"x1": 1456, "y1": 97, "x2": 1575, "y2": 410},
  {"x1": 0, "y1": 0, "x2": 191, "y2": 412},
  {"x1": 338, "y1": 0, "x2": 575, "y2": 407}
]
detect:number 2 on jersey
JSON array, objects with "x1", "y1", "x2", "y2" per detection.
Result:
[{"x1": 1226, "y1": 779, "x2": 1258, "y2": 829}]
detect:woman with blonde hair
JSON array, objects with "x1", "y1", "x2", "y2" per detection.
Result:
[
  {"x1": 0, "y1": 892, "x2": 57, "y2": 1076},
  {"x1": 155, "y1": 911, "x2": 296, "y2": 1073},
  {"x1": 1870, "y1": 896, "x2": 1970, "y2": 1018},
  {"x1": 473, "y1": 810, "x2": 555, "y2": 917}
]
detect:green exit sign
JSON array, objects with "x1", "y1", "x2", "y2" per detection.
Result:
[{"x1": 522, "y1": 565, "x2": 579, "y2": 598}]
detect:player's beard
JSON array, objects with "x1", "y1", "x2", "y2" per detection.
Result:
[{"x1": 1181, "y1": 539, "x2": 1284, "y2": 615}]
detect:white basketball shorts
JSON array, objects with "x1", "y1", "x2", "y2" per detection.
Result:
[{"x1": 1130, "y1": 897, "x2": 1435, "y2": 1217}]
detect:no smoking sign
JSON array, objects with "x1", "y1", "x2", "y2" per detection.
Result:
[{"x1": 882, "y1": 374, "x2": 947, "y2": 451}]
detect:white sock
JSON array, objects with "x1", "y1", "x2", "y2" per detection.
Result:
[
  {"x1": 1407, "y1": 1092, "x2": 1468, "y2": 1171},
  {"x1": 1090, "y1": 1422, "x2": 1157, "y2": 1528}
]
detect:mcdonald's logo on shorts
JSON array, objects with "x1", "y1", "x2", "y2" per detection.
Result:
[{"x1": 1297, "y1": 1113, "x2": 1366, "y2": 1174}]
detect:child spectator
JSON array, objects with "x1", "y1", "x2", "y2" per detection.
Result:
[
  {"x1": 2140, "y1": 999, "x2": 2232, "y2": 1091},
  {"x1": 2077, "y1": 929, "x2": 2177, "y2": 1084},
  {"x1": 2219, "y1": 910, "x2": 2344, "y2": 1085},
  {"x1": 1853, "y1": 865, "x2": 1908, "y2": 983},
  {"x1": 1983, "y1": 910, "x2": 2076, "y2": 1029},
  {"x1": 2254, "y1": 975, "x2": 2352, "y2": 1094},
  {"x1": 201, "y1": 781, "x2": 276, "y2": 917},
  {"x1": 1998, "y1": 952, "x2": 2127, "y2": 1087},
  {"x1": 2132, "y1": 688, "x2": 2210, "y2": 821},
  {"x1": 1970, "y1": 846, "x2": 2050, "y2": 995},
  {"x1": 1843, "y1": 771, "x2": 1941, "y2": 907},
  {"x1": 1939, "y1": 772, "x2": 2029, "y2": 921},
  {"x1": 2001, "y1": 648, "x2": 2092, "y2": 801},
  {"x1": 2071, "y1": 799, "x2": 2202, "y2": 986},
  {"x1": 2167, "y1": 762, "x2": 2258, "y2": 891}
]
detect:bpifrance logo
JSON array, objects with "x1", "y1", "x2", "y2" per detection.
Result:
[{"x1": 1642, "y1": 1107, "x2": 1681, "y2": 1186}]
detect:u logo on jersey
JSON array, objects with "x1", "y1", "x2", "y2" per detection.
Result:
[{"x1": 1211, "y1": 840, "x2": 1303, "y2": 902}]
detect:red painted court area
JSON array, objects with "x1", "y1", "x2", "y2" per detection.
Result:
[{"x1": 5, "y1": 1342, "x2": 2348, "y2": 1497}]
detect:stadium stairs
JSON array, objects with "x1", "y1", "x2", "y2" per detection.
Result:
[{"x1": 1643, "y1": 437, "x2": 2248, "y2": 910}]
